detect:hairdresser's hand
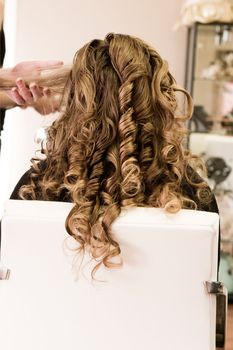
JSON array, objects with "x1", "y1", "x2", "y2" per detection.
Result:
[
  {"x1": 5, "y1": 60, "x2": 63, "y2": 114},
  {"x1": 7, "y1": 78, "x2": 61, "y2": 115}
]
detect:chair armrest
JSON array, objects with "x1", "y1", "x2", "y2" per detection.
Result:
[{"x1": 205, "y1": 281, "x2": 228, "y2": 349}]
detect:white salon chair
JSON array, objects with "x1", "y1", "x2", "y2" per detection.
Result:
[{"x1": 0, "y1": 200, "x2": 224, "y2": 350}]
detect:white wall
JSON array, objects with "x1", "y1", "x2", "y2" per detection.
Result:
[
  {"x1": 0, "y1": 0, "x2": 186, "y2": 213},
  {"x1": 10, "y1": 0, "x2": 186, "y2": 82}
]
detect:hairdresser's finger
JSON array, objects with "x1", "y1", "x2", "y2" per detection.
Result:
[
  {"x1": 29, "y1": 83, "x2": 43, "y2": 101},
  {"x1": 33, "y1": 60, "x2": 64, "y2": 71},
  {"x1": 16, "y1": 78, "x2": 33, "y2": 103},
  {"x1": 44, "y1": 88, "x2": 60, "y2": 113},
  {"x1": 44, "y1": 87, "x2": 55, "y2": 113},
  {"x1": 7, "y1": 88, "x2": 26, "y2": 106},
  {"x1": 43, "y1": 87, "x2": 51, "y2": 97},
  {"x1": 11, "y1": 60, "x2": 64, "y2": 79}
]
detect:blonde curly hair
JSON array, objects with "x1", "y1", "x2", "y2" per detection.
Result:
[{"x1": 13, "y1": 33, "x2": 211, "y2": 275}]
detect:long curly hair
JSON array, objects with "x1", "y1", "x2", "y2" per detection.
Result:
[{"x1": 15, "y1": 34, "x2": 210, "y2": 274}]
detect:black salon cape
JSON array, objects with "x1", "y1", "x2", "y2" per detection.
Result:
[{"x1": 0, "y1": 27, "x2": 6, "y2": 143}]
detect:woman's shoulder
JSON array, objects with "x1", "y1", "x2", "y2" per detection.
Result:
[
  {"x1": 10, "y1": 161, "x2": 71, "y2": 203},
  {"x1": 181, "y1": 166, "x2": 219, "y2": 214},
  {"x1": 10, "y1": 169, "x2": 32, "y2": 200}
]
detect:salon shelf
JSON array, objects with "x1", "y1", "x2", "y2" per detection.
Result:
[{"x1": 194, "y1": 78, "x2": 233, "y2": 83}]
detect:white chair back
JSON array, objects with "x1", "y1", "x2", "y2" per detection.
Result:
[{"x1": 0, "y1": 200, "x2": 219, "y2": 350}]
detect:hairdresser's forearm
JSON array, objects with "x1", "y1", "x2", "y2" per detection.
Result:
[{"x1": 0, "y1": 91, "x2": 17, "y2": 109}]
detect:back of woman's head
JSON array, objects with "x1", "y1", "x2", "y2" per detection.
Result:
[{"x1": 19, "y1": 33, "x2": 210, "y2": 275}]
